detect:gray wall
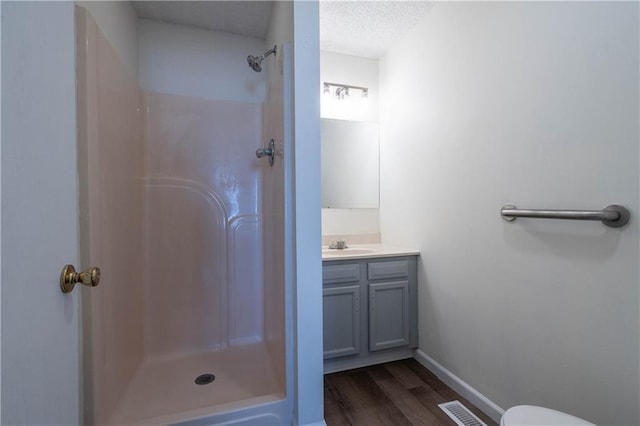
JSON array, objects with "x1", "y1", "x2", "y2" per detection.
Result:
[{"x1": 379, "y1": 2, "x2": 639, "y2": 424}]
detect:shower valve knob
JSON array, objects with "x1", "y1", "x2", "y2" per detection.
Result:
[
  {"x1": 60, "y1": 264, "x2": 101, "y2": 293},
  {"x1": 256, "y1": 139, "x2": 276, "y2": 167}
]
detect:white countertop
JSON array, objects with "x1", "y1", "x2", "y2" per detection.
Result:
[{"x1": 321, "y1": 243, "x2": 420, "y2": 261}]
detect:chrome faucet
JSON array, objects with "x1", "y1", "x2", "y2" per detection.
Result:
[{"x1": 328, "y1": 240, "x2": 348, "y2": 250}]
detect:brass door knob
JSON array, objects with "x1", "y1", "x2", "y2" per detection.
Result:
[{"x1": 60, "y1": 265, "x2": 100, "y2": 294}]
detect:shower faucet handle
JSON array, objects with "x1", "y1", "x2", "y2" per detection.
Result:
[{"x1": 255, "y1": 139, "x2": 276, "y2": 167}]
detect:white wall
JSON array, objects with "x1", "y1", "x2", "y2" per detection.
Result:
[
  {"x1": 138, "y1": 19, "x2": 266, "y2": 103},
  {"x1": 77, "y1": 1, "x2": 138, "y2": 79},
  {"x1": 380, "y1": 2, "x2": 639, "y2": 425},
  {"x1": 2, "y1": 2, "x2": 80, "y2": 423},
  {"x1": 321, "y1": 209, "x2": 379, "y2": 236},
  {"x1": 320, "y1": 51, "x2": 380, "y2": 239},
  {"x1": 291, "y1": 2, "x2": 325, "y2": 425},
  {"x1": 0, "y1": 8, "x2": 3, "y2": 421}
]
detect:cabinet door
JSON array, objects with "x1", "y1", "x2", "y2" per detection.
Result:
[
  {"x1": 323, "y1": 285, "x2": 360, "y2": 359},
  {"x1": 369, "y1": 281, "x2": 409, "y2": 351}
]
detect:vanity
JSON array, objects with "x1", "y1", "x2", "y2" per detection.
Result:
[
  {"x1": 322, "y1": 245, "x2": 419, "y2": 373},
  {"x1": 320, "y1": 111, "x2": 419, "y2": 372}
]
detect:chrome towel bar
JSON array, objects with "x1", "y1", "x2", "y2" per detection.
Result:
[{"x1": 501, "y1": 204, "x2": 630, "y2": 228}]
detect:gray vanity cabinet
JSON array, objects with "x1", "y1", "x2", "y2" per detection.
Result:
[
  {"x1": 322, "y1": 255, "x2": 418, "y2": 373},
  {"x1": 369, "y1": 280, "x2": 410, "y2": 351},
  {"x1": 323, "y1": 285, "x2": 360, "y2": 358},
  {"x1": 322, "y1": 262, "x2": 361, "y2": 359}
]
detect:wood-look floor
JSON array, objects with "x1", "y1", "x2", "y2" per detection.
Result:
[{"x1": 324, "y1": 359, "x2": 497, "y2": 426}]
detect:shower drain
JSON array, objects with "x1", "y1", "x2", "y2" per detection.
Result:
[{"x1": 194, "y1": 373, "x2": 216, "y2": 385}]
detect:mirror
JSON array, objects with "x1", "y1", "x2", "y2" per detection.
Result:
[{"x1": 321, "y1": 118, "x2": 379, "y2": 208}]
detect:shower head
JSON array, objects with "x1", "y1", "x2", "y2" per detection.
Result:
[
  {"x1": 247, "y1": 45, "x2": 277, "y2": 73},
  {"x1": 247, "y1": 55, "x2": 263, "y2": 72}
]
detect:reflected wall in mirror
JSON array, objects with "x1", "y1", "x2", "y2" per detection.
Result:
[{"x1": 321, "y1": 118, "x2": 379, "y2": 208}]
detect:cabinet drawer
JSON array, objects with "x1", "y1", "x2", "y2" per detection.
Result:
[
  {"x1": 323, "y1": 263, "x2": 360, "y2": 284},
  {"x1": 367, "y1": 259, "x2": 409, "y2": 280}
]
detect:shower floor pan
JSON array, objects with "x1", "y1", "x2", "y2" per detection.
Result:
[{"x1": 109, "y1": 342, "x2": 284, "y2": 425}]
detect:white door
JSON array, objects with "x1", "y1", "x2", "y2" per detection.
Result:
[{"x1": 2, "y1": 2, "x2": 81, "y2": 424}]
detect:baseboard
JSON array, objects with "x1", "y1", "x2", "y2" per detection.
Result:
[
  {"x1": 324, "y1": 348, "x2": 413, "y2": 374},
  {"x1": 298, "y1": 421, "x2": 327, "y2": 426},
  {"x1": 413, "y1": 349, "x2": 505, "y2": 424}
]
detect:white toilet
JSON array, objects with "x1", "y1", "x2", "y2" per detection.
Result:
[{"x1": 501, "y1": 405, "x2": 596, "y2": 426}]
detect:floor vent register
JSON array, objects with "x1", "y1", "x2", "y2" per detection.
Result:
[{"x1": 438, "y1": 400, "x2": 488, "y2": 426}]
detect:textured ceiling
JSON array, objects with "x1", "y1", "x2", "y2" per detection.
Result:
[
  {"x1": 320, "y1": 1, "x2": 433, "y2": 58},
  {"x1": 132, "y1": 1, "x2": 274, "y2": 40},
  {"x1": 132, "y1": 1, "x2": 431, "y2": 58}
]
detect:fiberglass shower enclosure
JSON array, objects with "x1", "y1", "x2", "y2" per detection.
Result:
[{"x1": 76, "y1": 4, "x2": 291, "y2": 424}]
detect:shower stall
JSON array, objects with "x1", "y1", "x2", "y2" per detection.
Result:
[{"x1": 76, "y1": 4, "x2": 292, "y2": 424}]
